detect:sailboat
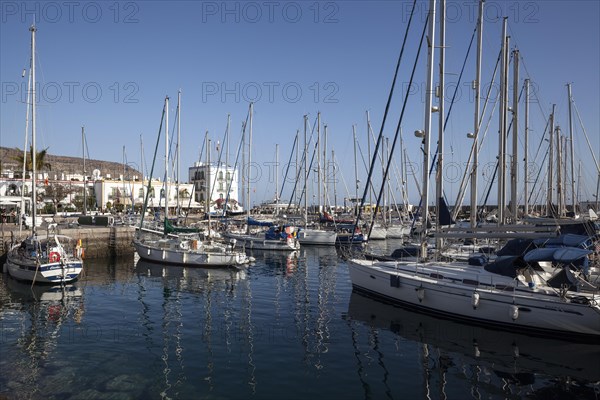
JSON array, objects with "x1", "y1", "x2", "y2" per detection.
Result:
[
  {"x1": 132, "y1": 95, "x2": 251, "y2": 266},
  {"x1": 3, "y1": 26, "x2": 84, "y2": 284},
  {"x1": 348, "y1": 1, "x2": 600, "y2": 340}
]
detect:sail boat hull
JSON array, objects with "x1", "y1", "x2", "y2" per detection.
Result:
[
  {"x1": 348, "y1": 258, "x2": 600, "y2": 340},
  {"x1": 297, "y1": 229, "x2": 337, "y2": 245},
  {"x1": 4, "y1": 240, "x2": 83, "y2": 284},
  {"x1": 133, "y1": 237, "x2": 249, "y2": 266}
]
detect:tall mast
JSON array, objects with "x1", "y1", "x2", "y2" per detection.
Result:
[
  {"x1": 176, "y1": 90, "x2": 181, "y2": 215},
  {"x1": 303, "y1": 115, "x2": 308, "y2": 228},
  {"x1": 567, "y1": 83, "x2": 576, "y2": 215},
  {"x1": 556, "y1": 126, "x2": 563, "y2": 216},
  {"x1": 30, "y1": 25, "x2": 37, "y2": 233},
  {"x1": 246, "y1": 103, "x2": 253, "y2": 232},
  {"x1": 435, "y1": 0, "x2": 446, "y2": 248},
  {"x1": 164, "y1": 95, "x2": 169, "y2": 223},
  {"x1": 510, "y1": 49, "x2": 519, "y2": 221},
  {"x1": 352, "y1": 125, "x2": 359, "y2": 214},
  {"x1": 207, "y1": 135, "x2": 211, "y2": 225},
  {"x1": 275, "y1": 143, "x2": 279, "y2": 215},
  {"x1": 471, "y1": 0, "x2": 484, "y2": 228},
  {"x1": 524, "y1": 79, "x2": 530, "y2": 215},
  {"x1": 323, "y1": 123, "x2": 328, "y2": 210},
  {"x1": 82, "y1": 126, "x2": 87, "y2": 216},
  {"x1": 366, "y1": 111, "x2": 372, "y2": 208},
  {"x1": 140, "y1": 134, "x2": 144, "y2": 203},
  {"x1": 497, "y1": 17, "x2": 509, "y2": 225},
  {"x1": 562, "y1": 134, "x2": 568, "y2": 216},
  {"x1": 332, "y1": 149, "x2": 337, "y2": 210},
  {"x1": 420, "y1": 0, "x2": 436, "y2": 260},
  {"x1": 547, "y1": 104, "x2": 555, "y2": 215},
  {"x1": 122, "y1": 146, "x2": 126, "y2": 209},
  {"x1": 317, "y1": 111, "x2": 321, "y2": 213}
]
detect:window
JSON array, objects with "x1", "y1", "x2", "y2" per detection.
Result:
[
  {"x1": 149, "y1": 187, "x2": 155, "y2": 198},
  {"x1": 138, "y1": 188, "x2": 144, "y2": 198},
  {"x1": 218, "y1": 171, "x2": 224, "y2": 180},
  {"x1": 226, "y1": 172, "x2": 231, "y2": 181}
]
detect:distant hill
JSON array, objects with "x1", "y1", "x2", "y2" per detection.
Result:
[{"x1": 0, "y1": 146, "x2": 142, "y2": 180}]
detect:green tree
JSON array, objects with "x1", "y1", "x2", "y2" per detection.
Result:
[{"x1": 12, "y1": 146, "x2": 52, "y2": 173}]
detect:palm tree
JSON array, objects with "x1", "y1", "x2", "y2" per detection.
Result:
[{"x1": 13, "y1": 146, "x2": 52, "y2": 173}]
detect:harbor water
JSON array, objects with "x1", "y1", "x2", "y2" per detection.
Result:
[{"x1": 1, "y1": 241, "x2": 598, "y2": 399}]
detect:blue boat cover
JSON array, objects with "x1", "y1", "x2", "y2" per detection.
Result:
[{"x1": 524, "y1": 247, "x2": 592, "y2": 263}]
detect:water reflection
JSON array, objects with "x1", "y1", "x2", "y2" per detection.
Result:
[
  {"x1": 347, "y1": 291, "x2": 600, "y2": 399},
  {"x1": 0, "y1": 276, "x2": 84, "y2": 399}
]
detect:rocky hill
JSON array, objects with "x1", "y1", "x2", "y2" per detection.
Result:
[{"x1": 0, "y1": 146, "x2": 142, "y2": 179}]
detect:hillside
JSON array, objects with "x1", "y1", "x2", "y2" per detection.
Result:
[{"x1": 0, "y1": 147, "x2": 142, "y2": 179}]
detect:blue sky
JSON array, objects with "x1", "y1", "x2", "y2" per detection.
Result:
[{"x1": 1, "y1": 1, "x2": 599, "y2": 208}]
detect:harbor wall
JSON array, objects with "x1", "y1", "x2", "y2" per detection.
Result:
[{"x1": 0, "y1": 225, "x2": 136, "y2": 259}]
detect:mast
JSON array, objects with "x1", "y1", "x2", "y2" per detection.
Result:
[
  {"x1": 140, "y1": 134, "x2": 144, "y2": 205},
  {"x1": 275, "y1": 143, "x2": 279, "y2": 215},
  {"x1": 303, "y1": 115, "x2": 308, "y2": 228},
  {"x1": 323, "y1": 123, "x2": 328, "y2": 210},
  {"x1": 207, "y1": 135, "x2": 211, "y2": 232},
  {"x1": 332, "y1": 149, "x2": 337, "y2": 210},
  {"x1": 246, "y1": 103, "x2": 253, "y2": 233},
  {"x1": 567, "y1": 83, "x2": 576, "y2": 215},
  {"x1": 122, "y1": 146, "x2": 126, "y2": 209},
  {"x1": 420, "y1": 0, "x2": 436, "y2": 260},
  {"x1": 497, "y1": 17, "x2": 508, "y2": 225},
  {"x1": 471, "y1": 0, "x2": 484, "y2": 228},
  {"x1": 352, "y1": 125, "x2": 359, "y2": 215},
  {"x1": 556, "y1": 126, "x2": 563, "y2": 216},
  {"x1": 30, "y1": 25, "x2": 37, "y2": 233},
  {"x1": 435, "y1": 0, "x2": 446, "y2": 248},
  {"x1": 547, "y1": 104, "x2": 555, "y2": 215},
  {"x1": 81, "y1": 126, "x2": 87, "y2": 216},
  {"x1": 317, "y1": 111, "x2": 321, "y2": 213},
  {"x1": 366, "y1": 111, "x2": 372, "y2": 209},
  {"x1": 176, "y1": 90, "x2": 181, "y2": 216},
  {"x1": 510, "y1": 49, "x2": 519, "y2": 221},
  {"x1": 164, "y1": 95, "x2": 169, "y2": 224},
  {"x1": 20, "y1": 58, "x2": 32, "y2": 234},
  {"x1": 524, "y1": 78, "x2": 530, "y2": 215}
]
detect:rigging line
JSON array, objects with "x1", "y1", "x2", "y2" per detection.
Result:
[
  {"x1": 415, "y1": 15, "x2": 479, "y2": 223},
  {"x1": 572, "y1": 99, "x2": 600, "y2": 173},
  {"x1": 285, "y1": 114, "x2": 317, "y2": 213},
  {"x1": 479, "y1": 83, "x2": 522, "y2": 213},
  {"x1": 368, "y1": 8, "x2": 429, "y2": 239},
  {"x1": 206, "y1": 118, "x2": 231, "y2": 213},
  {"x1": 527, "y1": 144, "x2": 549, "y2": 206},
  {"x1": 355, "y1": 140, "x2": 382, "y2": 202},
  {"x1": 223, "y1": 111, "x2": 250, "y2": 218},
  {"x1": 138, "y1": 98, "x2": 166, "y2": 232},
  {"x1": 278, "y1": 132, "x2": 298, "y2": 201},
  {"x1": 452, "y1": 47, "x2": 502, "y2": 218},
  {"x1": 353, "y1": 0, "x2": 419, "y2": 236}
]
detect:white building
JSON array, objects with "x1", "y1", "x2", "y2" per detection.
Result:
[
  {"x1": 189, "y1": 162, "x2": 243, "y2": 214},
  {"x1": 92, "y1": 178, "x2": 198, "y2": 212},
  {"x1": 0, "y1": 172, "x2": 199, "y2": 214}
]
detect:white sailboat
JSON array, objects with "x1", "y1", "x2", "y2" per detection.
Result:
[
  {"x1": 348, "y1": 1, "x2": 600, "y2": 340},
  {"x1": 4, "y1": 26, "x2": 83, "y2": 284},
  {"x1": 133, "y1": 94, "x2": 251, "y2": 266}
]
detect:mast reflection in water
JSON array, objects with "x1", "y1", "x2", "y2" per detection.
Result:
[{"x1": 1, "y1": 246, "x2": 598, "y2": 399}]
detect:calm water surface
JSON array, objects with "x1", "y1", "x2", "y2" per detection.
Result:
[{"x1": 1, "y1": 241, "x2": 599, "y2": 399}]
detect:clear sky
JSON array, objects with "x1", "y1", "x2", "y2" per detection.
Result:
[{"x1": 1, "y1": 0, "x2": 599, "y2": 208}]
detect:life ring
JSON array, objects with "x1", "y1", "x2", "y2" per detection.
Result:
[{"x1": 49, "y1": 251, "x2": 61, "y2": 263}]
